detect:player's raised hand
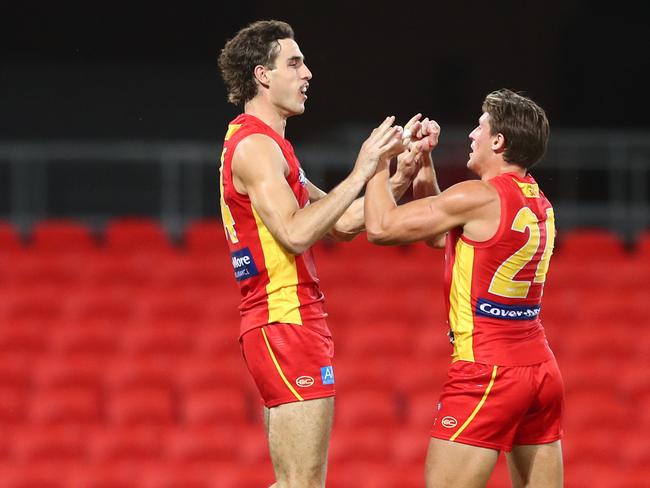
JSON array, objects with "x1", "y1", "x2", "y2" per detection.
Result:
[
  {"x1": 353, "y1": 116, "x2": 407, "y2": 180},
  {"x1": 414, "y1": 118, "x2": 440, "y2": 152}
]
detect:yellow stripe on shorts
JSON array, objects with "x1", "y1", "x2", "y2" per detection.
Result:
[
  {"x1": 261, "y1": 327, "x2": 304, "y2": 402},
  {"x1": 450, "y1": 365, "x2": 498, "y2": 441}
]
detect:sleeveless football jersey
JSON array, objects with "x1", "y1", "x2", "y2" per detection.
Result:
[
  {"x1": 219, "y1": 114, "x2": 327, "y2": 337},
  {"x1": 444, "y1": 172, "x2": 555, "y2": 365}
]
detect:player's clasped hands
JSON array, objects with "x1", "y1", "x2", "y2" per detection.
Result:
[
  {"x1": 394, "y1": 114, "x2": 441, "y2": 179},
  {"x1": 354, "y1": 116, "x2": 410, "y2": 181}
]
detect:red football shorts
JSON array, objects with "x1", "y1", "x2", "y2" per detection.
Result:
[
  {"x1": 430, "y1": 357, "x2": 564, "y2": 451},
  {"x1": 240, "y1": 323, "x2": 336, "y2": 408}
]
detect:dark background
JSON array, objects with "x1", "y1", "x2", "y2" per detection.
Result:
[{"x1": 2, "y1": 1, "x2": 647, "y2": 143}]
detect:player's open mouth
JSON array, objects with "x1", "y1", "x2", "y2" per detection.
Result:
[{"x1": 300, "y1": 84, "x2": 309, "y2": 99}]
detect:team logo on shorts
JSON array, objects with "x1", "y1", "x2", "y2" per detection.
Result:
[
  {"x1": 321, "y1": 366, "x2": 335, "y2": 385},
  {"x1": 296, "y1": 376, "x2": 314, "y2": 388},
  {"x1": 441, "y1": 416, "x2": 458, "y2": 428}
]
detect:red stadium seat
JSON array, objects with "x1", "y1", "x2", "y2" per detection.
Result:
[
  {"x1": 236, "y1": 426, "x2": 272, "y2": 464},
  {"x1": 105, "y1": 357, "x2": 174, "y2": 391},
  {"x1": 163, "y1": 425, "x2": 238, "y2": 464},
  {"x1": 636, "y1": 229, "x2": 650, "y2": 257},
  {"x1": 0, "y1": 220, "x2": 22, "y2": 251},
  {"x1": 0, "y1": 321, "x2": 49, "y2": 358},
  {"x1": 389, "y1": 426, "x2": 428, "y2": 467},
  {"x1": 328, "y1": 427, "x2": 394, "y2": 464},
  {"x1": 564, "y1": 390, "x2": 629, "y2": 431},
  {"x1": 174, "y1": 355, "x2": 250, "y2": 392},
  {"x1": 67, "y1": 463, "x2": 142, "y2": 488},
  {"x1": 10, "y1": 424, "x2": 88, "y2": 463},
  {"x1": 0, "y1": 464, "x2": 69, "y2": 488},
  {"x1": 139, "y1": 290, "x2": 205, "y2": 325},
  {"x1": 107, "y1": 387, "x2": 176, "y2": 426},
  {"x1": 29, "y1": 386, "x2": 103, "y2": 425},
  {"x1": 0, "y1": 385, "x2": 29, "y2": 424},
  {"x1": 554, "y1": 228, "x2": 628, "y2": 260},
  {"x1": 334, "y1": 357, "x2": 398, "y2": 392},
  {"x1": 395, "y1": 356, "x2": 449, "y2": 396},
  {"x1": 140, "y1": 462, "x2": 217, "y2": 488},
  {"x1": 33, "y1": 356, "x2": 107, "y2": 391},
  {"x1": 4, "y1": 293, "x2": 65, "y2": 323},
  {"x1": 404, "y1": 391, "x2": 439, "y2": 430},
  {"x1": 335, "y1": 389, "x2": 400, "y2": 428},
  {"x1": 49, "y1": 322, "x2": 121, "y2": 358},
  {"x1": 104, "y1": 217, "x2": 174, "y2": 252},
  {"x1": 184, "y1": 218, "x2": 229, "y2": 253},
  {"x1": 0, "y1": 355, "x2": 33, "y2": 390},
  {"x1": 31, "y1": 219, "x2": 97, "y2": 252},
  {"x1": 153, "y1": 254, "x2": 227, "y2": 291},
  {"x1": 181, "y1": 388, "x2": 250, "y2": 426},
  {"x1": 67, "y1": 288, "x2": 138, "y2": 323},
  {"x1": 328, "y1": 461, "x2": 422, "y2": 488},
  {"x1": 121, "y1": 323, "x2": 196, "y2": 360},
  {"x1": 88, "y1": 425, "x2": 165, "y2": 462}
]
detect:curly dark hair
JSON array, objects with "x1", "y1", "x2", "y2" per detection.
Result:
[
  {"x1": 482, "y1": 89, "x2": 550, "y2": 169},
  {"x1": 218, "y1": 20, "x2": 294, "y2": 106}
]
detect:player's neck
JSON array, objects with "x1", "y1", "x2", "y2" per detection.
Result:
[
  {"x1": 245, "y1": 99, "x2": 287, "y2": 138},
  {"x1": 480, "y1": 160, "x2": 527, "y2": 180}
]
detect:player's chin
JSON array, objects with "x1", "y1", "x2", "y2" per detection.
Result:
[{"x1": 288, "y1": 103, "x2": 306, "y2": 117}]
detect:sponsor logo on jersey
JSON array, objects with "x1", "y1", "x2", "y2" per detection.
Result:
[
  {"x1": 321, "y1": 366, "x2": 335, "y2": 385},
  {"x1": 296, "y1": 376, "x2": 314, "y2": 387},
  {"x1": 441, "y1": 416, "x2": 458, "y2": 428},
  {"x1": 515, "y1": 181, "x2": 540, "y2": 198},
  {"x1": 298, "y1": 167, "x2": 307, "y2": 187},
  {"x1": 231, "y1": 247, "x2": 259, "y2": 281},
  {"x1": 476, "y1": 298, "x2": 540, "y2": 320}
]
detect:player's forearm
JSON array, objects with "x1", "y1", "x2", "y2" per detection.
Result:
[
  {"x1": 285, "y1": 170, "x2": 368, "y2": 253},
  {"x1": 413, "y1": 154, "x2": 440, "y2": 200},
  {"x1": 364, "y1": 160, "x2": 398, "y2": 244},
  {"x1": 330, "y1": 172, "x2": 413, "y2": 239}
]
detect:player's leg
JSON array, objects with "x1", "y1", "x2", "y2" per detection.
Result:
[
  {"x1": 506, "y1": 441, "x2": 563, "y2": 488},
  {"x1": 507, "y1": 358, "x2": 565, "y2": 488},
  {"x1": 241, "y1": 324, "x2": 336, "y2": 488},
  {"x1": 425, "y1": 438, "x2": 499, "y2": 488},
  {"x1": 266, "y1": 397, "x2": 334, "y2": 488}
]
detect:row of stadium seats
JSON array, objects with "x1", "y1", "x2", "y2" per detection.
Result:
[
  {"x1": 1, "y1": 218, "x2": 650, "y2": 255},
  {"x1": 0, "y1": 217, "x2": 648, "y2": 488}
]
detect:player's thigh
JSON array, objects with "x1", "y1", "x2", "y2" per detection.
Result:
[
  {"x1": 506, "y1": 440, "x2": 563, "y2": 488},
  {"x1": 267, "y1": 397, "x2": 335, "y2": 472},
  {"x1": 425, "y1": 437, "x2": 499, "y2": 488}
]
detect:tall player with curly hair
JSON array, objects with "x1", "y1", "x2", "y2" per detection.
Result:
[{"x1": 217, "y1": 20, "x2": 416, "y2": 487}]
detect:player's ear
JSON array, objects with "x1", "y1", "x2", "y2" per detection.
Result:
[
  {"x1": 253, "y1": 65, "x2": 271, "y2": 88},
  {"x1": 492, "y1": 133, "x2": 506, "y2": 152}
]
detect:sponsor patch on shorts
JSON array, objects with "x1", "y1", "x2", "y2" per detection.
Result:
[
  {"x1": 231, "y1": 247, "x2": 259, "y2": 281},
  {"x1": 321, "y1": 366, "x2": 335, "y2": 385},
  {"x1": 476, "y1": 298, "x2": 540, "y2": 320}
]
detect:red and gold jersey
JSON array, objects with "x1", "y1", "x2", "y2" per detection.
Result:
[
  {"x1": 219, "y1": 114, "x2": 327, "y2": 337},
  {"x1": 444, "y1": 172, "x2": 555, "y2": 365}
]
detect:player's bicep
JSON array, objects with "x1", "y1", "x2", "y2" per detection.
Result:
[
  {"x1": 381, "y1": 196, "x2": 462, "y2": 244},
  {"x1": 232, "y1": 135, "x2": 300, "y2": 243}
]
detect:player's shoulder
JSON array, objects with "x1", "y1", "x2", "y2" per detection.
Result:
[
  {"x1": 232, "y1": 133, "x2": 288, "y2": 179},
  {"x1": 446, "y1": 179, "x2": 498, "y2": 201}
]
